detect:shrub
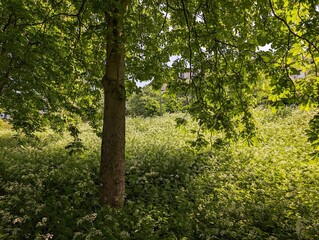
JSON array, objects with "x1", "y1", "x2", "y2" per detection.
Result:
[{"x1": 126, "y1": 86, "x2": 183, "y2": 117}]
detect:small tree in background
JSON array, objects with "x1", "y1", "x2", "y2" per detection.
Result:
[{"x1": 126, "y1": 86, "x2": 183, "y2": 117}]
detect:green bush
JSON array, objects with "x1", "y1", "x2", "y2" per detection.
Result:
[{"x1": 126, "y1": 86, "x2": 183, "y2": 117}]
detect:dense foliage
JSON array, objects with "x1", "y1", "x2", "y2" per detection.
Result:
[
  {"x1": 1, "y1": 108, "x2": 318, "y2": 239},
  {"x1": 1, "y1": 0, "x2": 319, "y2": 207},
  {"x1": 126, "y1": 86, "x2": 184, "y2": 117},
  {"x1": 0, "y1": 0, "x2": 318, "y2": 139}
]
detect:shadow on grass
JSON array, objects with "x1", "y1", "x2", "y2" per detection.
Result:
[{"x1": 0, "y1": 138, "x2": 209, "y2": 239}]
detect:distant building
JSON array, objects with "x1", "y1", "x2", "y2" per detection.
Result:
[
  {"x1": 0, "y1": 113, "x2": 11, "y2": 119},
  {"x1": 290, "y1": 70, "x2": 307, "y2": 80},
  {"x1": 179, "y1": 72, "x2": 193, "y2": 80}
]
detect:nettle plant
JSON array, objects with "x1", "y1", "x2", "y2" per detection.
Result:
[{"x1": 1, "y1": 110, "x2": 319, "y2": 239}]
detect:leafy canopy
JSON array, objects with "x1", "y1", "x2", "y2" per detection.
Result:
[{"x1": 0, "y1": 0, "x2": 318, "y2": 144}]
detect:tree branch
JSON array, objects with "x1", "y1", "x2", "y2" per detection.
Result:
[
  {"x1": 156, "y1": 1, "x2": 169, "y2": 39},
  {"x1": 268, "y1": 0, "x2": 319, "y2": 53},
  {"x1": 166, "y1": 0, "x2": 181, "y2": 11},
  {"x1": 2, "y1": 14, "x2": 13, "y2": 32},
  {"x1": 180, "y1": 0, "x2": 192, "y2": 79}
]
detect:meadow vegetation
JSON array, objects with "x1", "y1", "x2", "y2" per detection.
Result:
[{"x1": 0, "y1": 107, "x2": 319, "y2": 239}]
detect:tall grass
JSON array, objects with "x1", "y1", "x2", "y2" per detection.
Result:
[{"x1": 0, "y1": 108, "x2": 318, "y2": 239}]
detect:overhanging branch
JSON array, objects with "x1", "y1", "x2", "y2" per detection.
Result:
[{"x1": 268, "y1": 0, "x2": 319, "y2": 53}]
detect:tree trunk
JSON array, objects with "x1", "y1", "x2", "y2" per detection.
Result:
[{"x1": 99, "y1": 1, "x2": 128, "y2": 207}]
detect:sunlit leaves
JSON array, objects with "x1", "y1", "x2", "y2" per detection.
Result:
[
  {"x1": 1, "y1": 0, "x2": 319, "y2": 148},
  {"x1": 0, "y1": 0, "x2": 104, "y2": 137}
]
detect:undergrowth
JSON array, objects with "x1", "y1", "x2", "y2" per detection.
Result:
[{"x1": 0, "y1": 107, "x2": 318, "y2": 239}]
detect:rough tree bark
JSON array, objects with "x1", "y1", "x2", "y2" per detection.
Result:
[{"x1": 99, "y1": 0, "x2": 129, "y2": 207}]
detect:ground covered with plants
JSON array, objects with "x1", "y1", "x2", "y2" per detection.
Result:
[{"x1": 0, "y1": 107, "x2": 319, "y2": 239}]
